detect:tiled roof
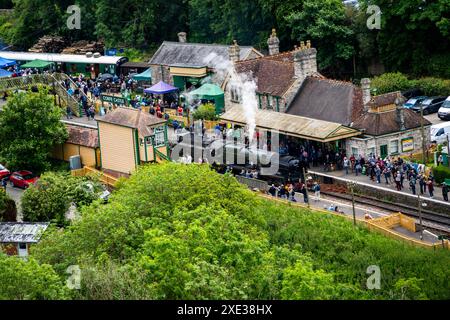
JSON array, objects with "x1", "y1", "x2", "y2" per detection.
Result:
[
  {"x1": 0, "y1": 222, "x2": 49, "y2": 243},
  {"x1": 96, "y1": 107, "x2": 166, "y2": 137},
  {"x1": 66, "y1": 124, "x2": 99, "y2": 148},
  {"x1": 286, "y1": 77, "x2": 364, "y2": 125},
  {"x1": 149, "y1": 41, "x2": 259, "y2": 68},
  {"x1": 235, "y1": 58, "x2": 295, "y2": 97},
  {"x1": 368, "y1": 91, "x2": 403, "y2": 108},
  {"x1": 351, "y1": 108, "x2": 431, "y2": 136}
]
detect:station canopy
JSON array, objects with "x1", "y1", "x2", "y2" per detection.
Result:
[
  {"x1": 0, "y1": 57, "x2": 16, "y2": 68},
  {"x1": 133, "y1": 68, "x2": 152, "y2": 81},
  {"x1": 21, "y1": 59, "x2": 54, "y2": 69},
  {"x1": 144, "y1": 80, "x2": 178, "y2": 94},
  {"x1": 220, "y1": 107, "x2": 361, "y2": 142}
]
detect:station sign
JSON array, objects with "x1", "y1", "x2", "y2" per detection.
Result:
[
  {"x1": 101, "y1": 94, "x2": 127, "y2": 106},
  {"x1": 401, "y1": 137, "x2": 414, "y2": 152}
]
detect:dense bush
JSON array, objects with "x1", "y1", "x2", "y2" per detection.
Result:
[
  {"x1": 0, "y1": 253, "x2": 68, "y2": 299},
  {"x1": 0, "y1": 191, "x2": 16, "y2": 222},
  {"x1": 432, "y1": 165, "x2": 450, "y2": 184},
  {"x1": 33, "y1": 163, "x2": 450, "y2": 300},
  {"x1": 371, "y1": 72, "x2": 450, "y2": 97},
  {"x1": 21, "y1": 172, "x2": 103, "y2": 225},
  {"x1": 193, "y1": 103, "x2": 218, "y2": 121}
]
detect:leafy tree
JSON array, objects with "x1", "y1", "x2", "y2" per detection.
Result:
[
  {"x1": 21, "y1": 172, "x2": 103, "y2": 225},
  {"x1": 286, "y1": 0, "x2": 354, "y2": 75},
  {"x1": 0, "y1": 253, "x2": 68, "y2": 299},
  {"x1": 0, "y1": 89, "x2": 68, "y2": 173},
  {"x1": 33, "y1": 163, "x2": 450, "y2": 300},
  {"x1": 0, "y1": 191, "x2": 16, "y2": 222},
  {"x1": 193, "y1": 103, "x2": 218, "y2": 121}
]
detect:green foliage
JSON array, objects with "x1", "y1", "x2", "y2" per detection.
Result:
[
  {"x1": 33, "y1": 164, "x2": 450, "y2": 300},
  {"x1": 391, "y1": 278, "x2": 428, "y2": 300},
  {"x1": 0, "y1": 253, "x2": 68, "y2": 299},
  {"x1": 286, "y1": 0, "x2": 354, "y2": 72},
  {"x1": 193, "y1": 103, "x2": 218, "y2": 121},
  {"x1": 21, "y1": 172, "x2": 103, "y2": 225},
  {"x1": 432, "y1": 165, "x2": 450, "y2": 184},
  {"x1": 0, "y1": 191, "x2": 16, "y2": 222},
  {"x1": 0, "y1": 90, "x2": 68, "y2": 173},
  {"x1": 370, "y1": 72, "x2": 411, "y2": 95},
  {"x1": 371, "y1": 72, "x2": 450, "y2": 96}
]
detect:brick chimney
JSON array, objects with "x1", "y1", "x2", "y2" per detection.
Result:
[
  {"x1": 177, "y1": 32, "x2": 187, "y2": 43},
  {"x1": 361, "y1": 78, "x2": 371, "y2": 112},
  {"x1": 228, "y1": 40, "x2": 240, "y2": 62},
  {"x1": 293, "y1": 40, "x2": 317, "y2": 81},
  {"x1": 267, "y1": 28, "x2": 280, "y2": 55}
]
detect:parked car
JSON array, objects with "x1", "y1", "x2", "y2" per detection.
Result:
[
  {"x1": 0, "y1": 164, "x2": 10, "y2": 180},
  {"x1": 437, "y1": 96, "x2": 450, "y2": 120},
  {"x1": 430, "y1": 122, "x2": 450, "y2": 144},
  {"x1": 403, "y1": 96, "x2": 428, "y2": 109},
  {"x1": 9, "y1": 171, "x2": 38, "y2": 189},
  {"x1": 411, "y1": 96, "x2": 447, "y2": 115}
]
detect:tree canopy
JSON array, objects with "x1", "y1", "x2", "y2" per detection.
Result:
[
  {"x1": 0, "y1": 89, "x2": 68, "y2": 173},
  {"x1": 31, "y1": 163, "x2": 450, "y2": 300},
  {"x1": 2, "y1": 0, "x2": 449, "y2": 78}
]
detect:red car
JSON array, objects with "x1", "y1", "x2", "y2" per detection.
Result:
[
  {"x1": 0, "y1": 164, "x2": 10, "y2": 180},
  {"x1": 9, "y1": 171, "x2": 38, "y2": 189}
]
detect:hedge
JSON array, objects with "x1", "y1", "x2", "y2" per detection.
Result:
[
  {"x1": 370, "y1": 72, "x2": 450, "y2": 97},
  {"x1": 432, "y1": 165, "x2": 450, "y2": 184}
]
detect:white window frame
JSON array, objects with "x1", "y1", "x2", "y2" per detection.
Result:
[
  {"x1": 351, "y1": 147, "x2": 359, "y2": 156},
  {"x1": 389, "y1": 139, "x2": 399, "y2": 155}
]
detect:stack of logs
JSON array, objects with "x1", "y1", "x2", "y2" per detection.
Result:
[
  {"x1": 28, "y1": 35, "x2": 66, "y2": 53},
  {"x1": 28, "y1": 36, "x2": 105, "y2": 55},
  {"x1": 61, "y1": 40, "x2": 105, "y2": 55}
]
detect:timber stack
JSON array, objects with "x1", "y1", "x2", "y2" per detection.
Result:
[
  {"x1": 61, "y1": 40, "x2": 105, "y2": 55},
  {"x1": 28, "y1": 35, "x2": 66, "y2": 53}
]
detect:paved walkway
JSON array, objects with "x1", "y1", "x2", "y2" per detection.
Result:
[{"x1": 309, "y1": 165, "x2": 449, "y2": 204}]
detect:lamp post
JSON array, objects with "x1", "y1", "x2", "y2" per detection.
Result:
[
  {"x1": 420, "y1": 103, "x2": 426, "y2": 164},
  {"x1": 347, "y1": 181, "x2": 357, "y2": 226}
]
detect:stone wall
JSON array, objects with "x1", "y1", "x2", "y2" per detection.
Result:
[
  {"x1": 150, "y1": 65, "x2": 173, "y2": 85},
  {"x1": 346, "y1": 127, "x2": 431, "y2": 158}
]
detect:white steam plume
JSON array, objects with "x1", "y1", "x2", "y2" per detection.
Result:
[{"x1": 203, "y1": 52, "x2": 258, "y2": 145}]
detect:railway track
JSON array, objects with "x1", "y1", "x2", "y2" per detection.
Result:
[{"x1": 321, "y1": 186, "x2": 450, "y2": 234}]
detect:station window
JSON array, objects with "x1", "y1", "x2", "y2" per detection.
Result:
[
  {"x1": 230, "y1": 86, "x2": 241, "y2": 103},
  {"x1": 367, "y1": 147, "x2": 375, "y2": 157},
  {"x1": 154, "y1": 127, "x2": 166, "y2": 146},
  {"x1": 389, "y1": 140, "x2": 399, "y2": 154},
  {"x1": 351, "y1": 147, "x2": 359, "y2": 156}
]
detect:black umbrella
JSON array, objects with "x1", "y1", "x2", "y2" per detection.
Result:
[{"x1": 97, "y1": 73, "x2": 114, "y2": 82}]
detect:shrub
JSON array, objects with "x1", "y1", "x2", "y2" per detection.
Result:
[
  {"x1": 0, "y1": 191, "x2": 16, "y2": 222},
  {"x1": 432, "y1": 165, "x2": 450, "y2": 184},
  {"x1": 193, "y1": 103, "x2": 218, "y2": 121},
  {"x1": 370, "y1": 72, "x2": 411, "y2": 95},
  {"x1": 412, "y1": 77, "x2": 450, "y2": 97}
]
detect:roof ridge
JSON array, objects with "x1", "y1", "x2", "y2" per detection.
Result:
[{"x1": 162, "y1": 41, "x2": 254, "y2": 49}]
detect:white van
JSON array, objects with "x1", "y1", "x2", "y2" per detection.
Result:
[
  {"x1": 430, "y1": 122, "x2": 450, "y2": 144},
  {"x1": 437, "y1": 96, "x2": 450, "y2": 120}
]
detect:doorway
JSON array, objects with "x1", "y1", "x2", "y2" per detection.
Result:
[{"x1": 380, "y1": 144, "x2": 388, "y2": 159}]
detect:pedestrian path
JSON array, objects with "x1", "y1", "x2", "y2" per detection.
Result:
[{"x1": 309, "y1": 166, "x2": 450, "y2": 204}]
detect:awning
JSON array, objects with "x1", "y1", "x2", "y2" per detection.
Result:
[
  {"x1": 133, "y1": 68, "x2": 152, "y2": 81},
  {"x1": 220, "y1": 107, "x2": 362, "y2": 142},
  {"x1": 170, "y1": 66, "x2": 207, "y2": 77},
  {"x1": 21, "y1": 59, "x2": 54, "y2": 69},
  {"x1": 0, "y1": 68, "x2": 12, "y2": 78},
  {"x1": 0, "y1": 57, "x2": 16, "y2": 68},
  {"x1": 190, "y1": 83, "x2": 224, "y2": 97},
  {"x1": 144, "y1": 80, "x2": 178, "y2": 94}
]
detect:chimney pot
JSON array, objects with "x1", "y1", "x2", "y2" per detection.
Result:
[
  {"x1": 228, "y1": 40, "x2": 240, "y2": 62},
  {"x1": 177, "y1": 32, "x2": 187, "y2": 43}
]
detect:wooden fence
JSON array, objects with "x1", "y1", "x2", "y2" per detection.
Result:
[{"x1": 71, "y1": 166, "x2": 119, "y2": 188}]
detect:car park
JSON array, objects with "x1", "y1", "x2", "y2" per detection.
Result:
[
  {"x1": 0, "y1": 164, "x2": 10, "y2": 180},
  {"x1": 9, "y1": 170, "x2": 38, "y2": 189},
  {"x1": 403, "y1": 96, "x2": 428, "y2": 109},
  {"x1": 437, "y1": 96, "x2": 450, "y2": 120},
  {"x1": 411, "y1": 96, "x2": 447, "y2": 115}
]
